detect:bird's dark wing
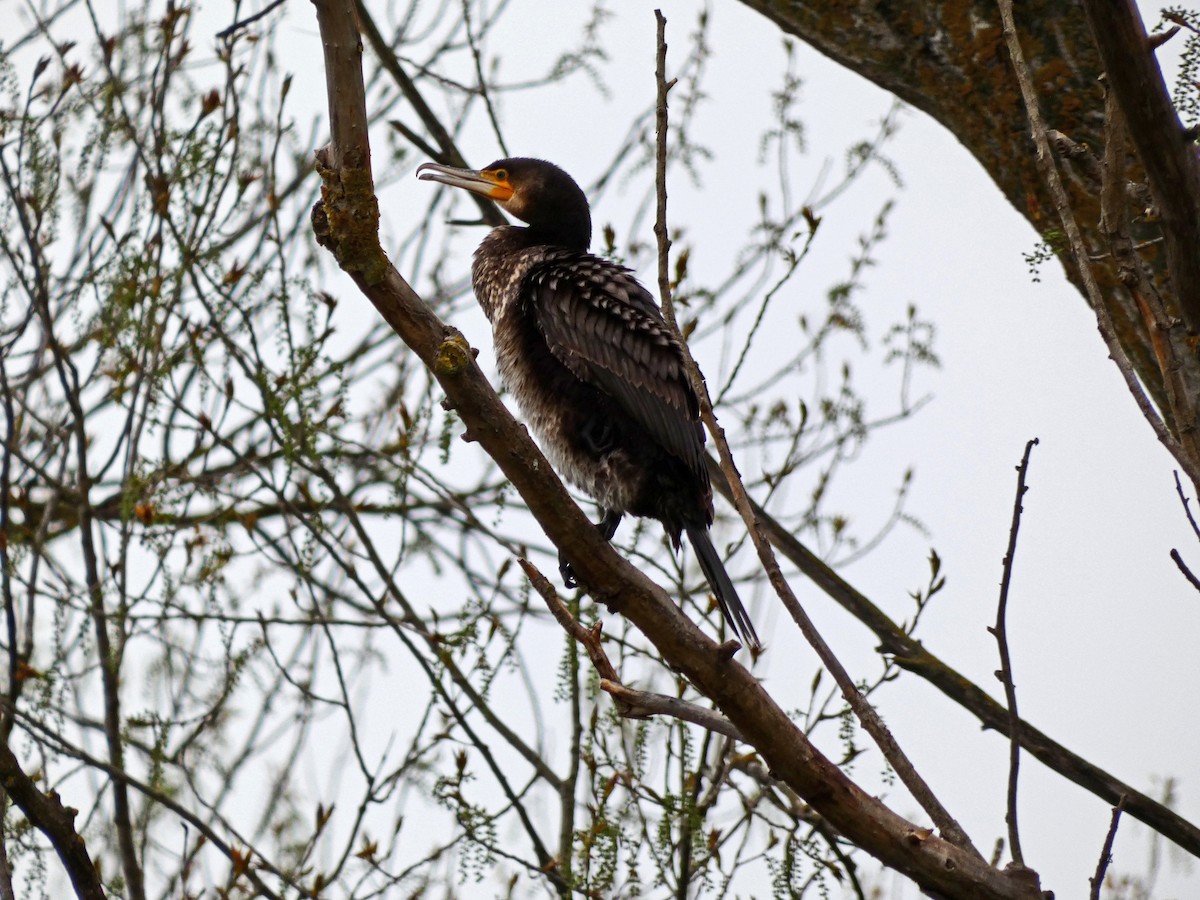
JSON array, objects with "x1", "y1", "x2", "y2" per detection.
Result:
[{"x1": 524, "y1": 252, "x2": 706, "y2": 475}]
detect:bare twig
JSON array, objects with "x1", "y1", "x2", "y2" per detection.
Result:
[
  {"x1": 1089, "y1": 795, "x2": 1127, "y2": 900},
  {"x1": 518, "y1": 558, "x2": 620, "y2": 684},
  {"x1": 1174, "y1": 470, "x2": 1200, "y2": 540},
  {"x1": 652, "y1": 10, "x2": 678, "y2": 312},
  {"x1": 514, "y1": 559, "x2": 587, "y2": 889},
  {"x1": 0, "y1": 813, "x2": 14, "y2": 900},
  {"x1": 522, "y1": 556, "x2": 744, "y2": 736},
  {"x1": 651, "y1": 8, "x2": 982, "y2": 861},
  {"x1": 215, "y1": 0, "x2": 287, "y2": 41},
  {"x1": 1148, "y1": 24, "x2": 1181, "y2": 50},
  {"x1": 1169, "y1": 549, "x2": 1200, "y2": 593},
  {"x1": 388, "y1": 119, "x2": 442, "y2": 163},
  {"x1": 460, "y1": 0, "x2": 510, "y2": 158},
  {"x1": 0, "y1": 362, "x2": 17, "y2": 741},
  {"x1": 1170, "y1": 472, "x2": 1200, "y2": 590},
  {"x1": 989, "y1": 438, "x2": 1039, "y2": 866}
]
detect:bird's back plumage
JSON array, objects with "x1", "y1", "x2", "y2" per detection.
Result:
[{"x1": 526, "y1": 250, "x2": 706, "y2": 480}]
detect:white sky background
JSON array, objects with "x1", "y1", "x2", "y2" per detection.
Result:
[
  {"x1": 12, "y1": 0, "x2": 1197, "y2": 894},
  {"x1": 357, "y1": 0, "x2": 1200, "y2": 895},
  {"x1": 366, "y1": 1, "x2": 1199, "y2": 895}
]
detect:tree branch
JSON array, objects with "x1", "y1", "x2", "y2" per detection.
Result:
[
  {"x1": 706, "y1": 455, "x2": 1200, "y2": 859},
  {"x1": 600, "y1": 681, "x2": 743, "y2": 741},
  {"x1": 0, "y1": 744, "x2": 105, "y2": 900},
  {"x1": 1096, "y1": 85, "x2": 1200, "y2": 473},
  {"x1": 736, "y1": 0, "x2": 1200, "y2": 486},
  {"x1": 1081, "y1": 0, "x2": 1200, "y2": 330},
  {"x1": 995, "y1": 0, "x2": 1200, "y2": 492},
  {"x1": 653, "y1": 7, "x2": 982, "y2": 863},
  {"x1": 310, "y1": 1, "x2": 1047, "y2": 893},
  {"x1": 1088, "y1": 795, "x2": 1126, "y2": 900},
  {"x1": 990, "y1": 438, "x2": 1039, "y2": 867}
]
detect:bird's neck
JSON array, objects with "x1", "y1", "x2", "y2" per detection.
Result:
[
  {"x1": 471, "y1": 223, "x2": 593, "y2": 321},
  {"x1": 523, "y1": 219, "x2": 590, "y2": 252},
  {"x1": 469, "y1": 227, "x2": 544, "y2": 320}
]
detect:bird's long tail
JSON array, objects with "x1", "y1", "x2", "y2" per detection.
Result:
[{"x1": 685, "y1": 524, "x2": 761, "y2": 652}]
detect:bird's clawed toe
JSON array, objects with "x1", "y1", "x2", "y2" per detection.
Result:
[{"x1": 558, "y1": 552, "x2": 579, "y2": 590}]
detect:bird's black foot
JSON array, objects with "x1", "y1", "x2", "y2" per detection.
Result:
[
  {"x1": 559, "y1": 551, "x2": 579, "y2": 589},
  {"x1": 597, "y1": 509, "x2": 623, "y2": 542},
  {"x1": 558, "y1": 510, "x2": 625, "y2": 589}
]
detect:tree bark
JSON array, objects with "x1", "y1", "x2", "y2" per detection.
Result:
[{"x1": 740, "y1": 0, "x2": 1200, "y2": 472}]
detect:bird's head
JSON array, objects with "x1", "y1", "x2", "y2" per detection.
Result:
[{"x1": 417, "y1": 157, "x2": 592, "y2": 250}]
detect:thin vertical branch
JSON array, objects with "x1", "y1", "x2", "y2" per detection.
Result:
[
  {"x1": 0, "y1": 814, "x2": 13, "y2": 900},
  {"x1": 1, "y1": 139, "x2": 146, "y2": 900},
  {"x1": 558, "y1": 581, "x2": 584, "y2": 889},
  {"x1": 650, "y1": 8, "x2": 981, "y2": 861},
  {"x1": 0, "y1": 356, "x2": 18, "y2": 900},
  {"x1": 1171, "y1": 473, "x2": 1200, "y2": 593},
  {"x1": 1172, "y1": 471, "x2": 1200, "y2": 540},
  {"x1": 1089, "y1": 795, "x2": 1127, "y2": 900},
  {"x1": 0, "y1": 361, "x2": 17, "y2": 737},
  {"x1": 990, "y1": 438, "x2": 1039, "y2": 867},
  {"x1": 653, "y1": 10, "x2": 676, "y2": 313},
  {"x1": 1169, "y1": 549, "x2": 1200, "y2": 593},
  {"x1": 460, "y1": 0, "x2": 510, "y2": 158}
]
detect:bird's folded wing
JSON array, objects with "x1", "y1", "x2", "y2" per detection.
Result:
[{"x1": 526, "y1": 254, "x2": 707, "y2": 477}]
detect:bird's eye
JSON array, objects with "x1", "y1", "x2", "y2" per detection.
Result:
[{"x1": 493, "y1": 169, "x2": 508, "y2": 181}]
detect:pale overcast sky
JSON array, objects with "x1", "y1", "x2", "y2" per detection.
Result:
[
  {"x1": 371, "y1": 2, "x2": 1200, "y2": 895},
  {"x1": 23, "y1": 0, "x2": 1196, "y2": 894}
]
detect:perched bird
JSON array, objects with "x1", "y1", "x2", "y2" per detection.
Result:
[{"x1": 417, "y1": 157, "x2": 760, "y2": 652}]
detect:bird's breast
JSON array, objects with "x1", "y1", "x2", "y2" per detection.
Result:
[{"x1": 489, "y1": 302, "x2": 642, "y2": 513}]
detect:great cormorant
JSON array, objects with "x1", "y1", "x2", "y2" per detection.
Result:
[{"x1": 417, "y1": 157, "x2": 760, "y2": 652}]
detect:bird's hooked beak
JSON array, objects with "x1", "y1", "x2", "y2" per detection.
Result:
[{"x1": 416, "y1": 162, "x2": 514, "y2": 202}]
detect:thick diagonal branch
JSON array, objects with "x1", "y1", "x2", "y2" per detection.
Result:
[
  {"x1": 310, "y1": 2, "x2": 1047, "y2": 895},
  {"x1": 1082, "y1": 0, "x2": 1200, "y2": 330},
  {"x1": 0, "y1": 743, "x2": 104, "y2": 900}
]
